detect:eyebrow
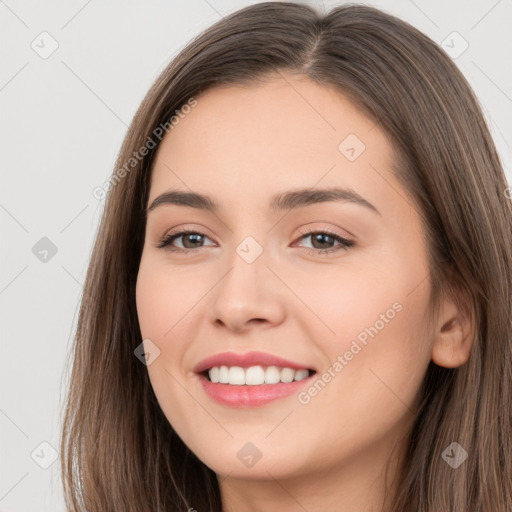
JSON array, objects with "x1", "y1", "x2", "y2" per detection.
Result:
[{"x1": 147, "y1": 187, "x2": 380, "y2": 216}]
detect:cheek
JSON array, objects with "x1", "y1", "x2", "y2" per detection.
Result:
[
  {"x1": 136, "y1": 257, "x2": 197, "y2": 339},
  {"x1": 290, "y1": 292, "x2": 432, "y2": 473},
  {"x1": 325, "y1": 230, "x2": 433, "y2": 371},
  {"x1": 135, "y1": 259, "x2": 193, "y2": 392},
  {"x1": 327, "y1": 296, "x2": 430, "y2": 414},
  {"x1": 325, "y1": 274, "x2": 432, "y2": 368},
  {"x1": 135, "y1": 258, "x2": 203, "y2": 437},
  {"x1": 136, "y1": 272, "x2": 169, "y2": 339},
  {"x1": 300, "y1": 244, "x2": 433, "y2": 425}
]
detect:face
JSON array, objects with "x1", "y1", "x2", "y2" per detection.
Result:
[{"x1": 135, "y1": 74, "x2": 435, "y2": 483}]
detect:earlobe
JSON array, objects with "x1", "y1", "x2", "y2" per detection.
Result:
[{"x1": 431, "y1": 295, "x2": 476, "y2": 369}]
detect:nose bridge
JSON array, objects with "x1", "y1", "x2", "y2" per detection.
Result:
[
  {"x1": 209, "y1": 229, "x2": 285, "y2": 330},
  {"x1": 222, "y1": 207, "x2": 272, "y2": 273},
  {"x1": 219, "y1": 232, "x2": 269, "y2": 302}
]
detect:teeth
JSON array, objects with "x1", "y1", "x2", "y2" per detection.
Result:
[
  {"x1": 294, "y1": 369, "x2": 309, "y2": 381},
  {"x1": 209, "y1": 366, "x2": 220, "y2": 383},
  {"x1": 265, "y1": 366, "x2": 281, "y2": 384},
  {"x1": 218, "y1": 365, "x2": 229, "y2": 384},
  {"x1": 280, "y1": 368, "x2": 295, "y2": 383},
  {"x1": 207, "y1": 365, "x2": 311, "y2": 385},
  {"x1": 228, "y1": 366, "x2": 245, "y2": 385},
  {"x1": 246, "y1": 366, "x2": 265, "y2": 385}
]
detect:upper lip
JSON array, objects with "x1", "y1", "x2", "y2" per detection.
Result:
[{"x1": 193, "y1": 351, "x2": 316, "y2": 374}]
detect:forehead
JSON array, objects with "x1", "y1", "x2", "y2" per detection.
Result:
[{"x1": 148, "y1": 74, "x2": 398, "y2": 211}]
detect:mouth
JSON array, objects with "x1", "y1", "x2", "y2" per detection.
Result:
[
  {"x1": 193, "y1": 351, "x2": 318, "y2": 407},
  {"x1": 194, "y1": 351, "x2": 317, "y2": 407}
]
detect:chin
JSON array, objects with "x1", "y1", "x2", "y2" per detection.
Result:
[{"x1": 182, "y1": 434, "x2": 314, "y2": 481}]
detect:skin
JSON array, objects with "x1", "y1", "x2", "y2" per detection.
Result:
[{"x1": 135, "y1": 73, "x2": 474, "y2": 512}]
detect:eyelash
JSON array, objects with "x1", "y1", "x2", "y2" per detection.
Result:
[{"x1": 157, "y1": 227, "x2": 354, "y2": 256}]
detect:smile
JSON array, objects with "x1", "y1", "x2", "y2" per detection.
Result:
[{"x1": 194, "y1": 351, "x2": 317, "y2": 407}]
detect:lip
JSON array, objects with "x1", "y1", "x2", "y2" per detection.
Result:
[
  {"x1": 197, "y1": 374, "x2": 316, "y2": 407},
  {"x1": 193, "y1": 351, "x2": 317, "y2": 408},
  {"x1": 193, "y1": 350, "x2": 316, "y2": 374}
]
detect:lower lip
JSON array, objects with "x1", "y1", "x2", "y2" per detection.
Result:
[{"x1": 197, "y1": 373, "x2": 315, "y2": 407}]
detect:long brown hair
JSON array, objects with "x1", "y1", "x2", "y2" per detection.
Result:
[{"x1": 59, "y1": 2, "x2": 512, "y2": 511}]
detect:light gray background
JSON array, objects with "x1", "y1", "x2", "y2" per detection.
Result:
[{"x1": 1, "y1": 0, "x2": 511, "y2": 510}]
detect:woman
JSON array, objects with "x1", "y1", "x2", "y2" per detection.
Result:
[{"x1": 60, "y1": 2, "x2": 512, "y2": 511}]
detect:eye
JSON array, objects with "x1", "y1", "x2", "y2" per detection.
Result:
[
  {"x1": 294, "y1": 228, "x2": 354, "y2": 255},
  {"x1": 157, "y1": 227, "x2": 354, "y2": 255},
  {"x1": 157, "y1": 228, "x2": 216, "y2": 252}
]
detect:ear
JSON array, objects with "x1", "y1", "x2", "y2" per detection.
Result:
[{"x1": 431, "y1": 289, "x2": 476, "y2": 369}]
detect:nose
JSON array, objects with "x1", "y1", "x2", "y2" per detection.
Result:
[{"x1": 208, "y1": 246, "x2": 286, "y2": 333}]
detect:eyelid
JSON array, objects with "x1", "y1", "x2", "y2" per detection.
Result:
[
  {"x1": 161, "y1": 224, "x2": 216, "y2": 241},
  {"x1": 295, "y1": 225, "x2": 352, "y2": 241}
]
